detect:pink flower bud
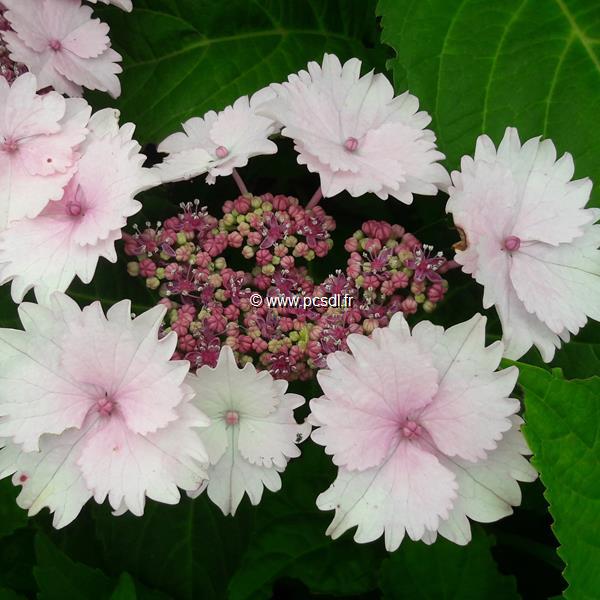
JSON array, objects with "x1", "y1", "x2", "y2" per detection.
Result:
[
  {"x1": 391, "y1": 271, "x2": 409, "y2": 289},
  {"x1": 228, "y1": 231, "x2": 244, "y2": 248},
  {"x1": 178, "y1": 334, "x2": 196, "y2": 352},
  {"x1": 280, "y1": 255, "x2": 295, "y2": 269},
  {"x1": 238, "y1": 335, "x2": 253, "y2": 352},
  {"x1": 344, "y1": 237, "x2": 359, "y2": 252},
  {"x1": 139, "y1": 258, "x2": 156, "y2": 278},
  {"x1": 224, "y1": 305, "x2": 240, "y2": 320},
  {"x1": 401, "y1": 297, "x2": 418, "y2": 315},
  {"x1": 363, "y1": 238, "x2": 382, "y2": 254},
  {"x1": 247, "y1": 231, "x2": 262, "y2": 246},
  {"x1": 252, "y1": 338, "x2": 268, "y2": 353},
  {"x1": 255, "y1": 249, "x2": 273, "y2": 266}
]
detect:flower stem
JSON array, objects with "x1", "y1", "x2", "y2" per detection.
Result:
[
  {"x1": 232, "y1": 169, "x2": 248, "y2": 195},
  {"x1": 306, "y1": 187, "x2": 323, "y2": 210}
]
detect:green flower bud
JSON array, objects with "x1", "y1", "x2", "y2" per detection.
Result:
[{"x1": 126, "y1": 261, "x2": 140, "y2": 276}]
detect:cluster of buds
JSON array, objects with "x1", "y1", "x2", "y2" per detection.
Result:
[
  {"x1": 0, "y1": 4, "x2": 27, "y2": 84},
  {"x1": 124, "y1": 197, "x2": 450, "y2": 381},
  {"x1": 344, "y1": 220, "x2": 449, "y2": 316},
  {"x1": 219, "y1": 192, "x2": 335, "y2": 275}
]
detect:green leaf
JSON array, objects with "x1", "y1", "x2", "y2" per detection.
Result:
[
  {"x1": 378, "y1": 528, "x2": 519, "y2": 599},
  {"x1": 93, "y1": 0, "x2": 384, "y2": 144},
  {"x1": 519, "y1": 365, "x2": 600, "y2": 599},
  {"x1": 0, "y1": 479, "x2": 28, "y2": 539},
  {"x1": 228, "y1": 515, "x2": 382, "y2": 600},
  {"x1": 93, "y1": 495, "x2": 253, "y2": 600},
  {"x1": 550, "y1": 321, "x2": 600, "y2": 379},
  {"x1": 0, "y1": 588, "x2": 26, "y2": 600},
  {"x1": 377, "y1": 0, "x2": 600, "y2": 206},
  {"x1": 34, "y1": 533, "x2": 113, "y2": 600},
  {"x1": 110, "y1": 573, "x2": 137, "y2": 600},
  {"x1": 228, "y1": 442, "x2": 385, "y2": 599}
]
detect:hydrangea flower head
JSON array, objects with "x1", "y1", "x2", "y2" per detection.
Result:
[
  {"x1": 0, "y1": 108, "x2": 159, "y2": 303},
  {"x1": 0, "y1": 294, "x2": 209, "y2": 527},
  {"x1": 0, "y1": 73, "x2": 90, "y2": 230},
  {"x1": 2, "y1": 0, "x2": 122, "y2": 97},
  {"x1": 310, "y1": 313, "x2": 536, "y2": 550},
  {"x1": 447, "y1": 127, "x2": 600, "y2": 361},
  {"x1": 156, "y1": 89, "x2": 278, "y2": 184},
  {"x1": 259, "y1": 54, "x2": 450, "y2": 202},
  {"x1": 187, "y1": 346, "x2": 310, "y2": 515}
]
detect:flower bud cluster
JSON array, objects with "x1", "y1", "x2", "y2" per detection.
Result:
[{"x1": 124, "y1": 197, "x2": 449, "y2": 380}]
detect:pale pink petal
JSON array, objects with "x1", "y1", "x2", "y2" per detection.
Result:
[
  {"x1": 3, "y1": 0, "x2": 122, "y2": 98},
  {"x1": 78, "y1": 402, "x2": 208, "y2": 515},
  {"x1": 189, "y1": 346, "x2": 307, "y2": 514},
  {"x1": 205, "y1": 438, "x2": 282, "y2": 516},
  {"x1": 259, "y1": 53, "x2": 447, "y2": 202},
  {"x1": 416, "y1": 315, "x2": 519, "y2": 461},
  {"x1": 447, "y1": 127, "x2": 600, "y2": 361},
  {"x1": 60, "y1": 304, "x2": 187, "y2": 435},
  {"x1": 436, "y1": 416, "x2": 537, "y2": 545},
  {"x1": 61, "y1": 17, "x2": 110, "y2": 59},
  {"x1": 238, "y1": 393, "x2": 310, "y2": 469},
  {"x1": 156, "y1": 91, "x2": 278, "y2": 184},
  {"x1": 510, "y1": 224, "x2": 600, "y2": 335},
  {"x1": 154, "y1": 148, "x2": 212, "y2": 183},
  {"x1": 0, "y1": 418, "x2": 96, "y2": 528},
  {"x1": 0, "y1": 75, "x2": 89, "y2": 229},
  {"x1": 54, "y1": 47, "x2": 122, "y2": 98},
  {"x1": 317, "y1": 441, "x2": 457, "y2": 551},
  {"x1": 0, "y1": 314, "x2": 93, "y2": 451}
]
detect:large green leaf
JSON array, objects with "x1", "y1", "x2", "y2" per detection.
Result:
[
  {"x1": 92, "y1": 495, "x2": 253, "y2": 600},
  {"x1": 94, "y1": 0, "x2": 384, "y2": 144},
  {"x1": 519, "y1": 365, "x2": 600, "y2": 599},
  {"x1": 34, "y1": 533, "x2": 114, "y2": 600},
  {"x1": 228, "y1": 515, "x2": 383, "y2": 600},
  {"x1": 377, "y1": 0, "x2": 600, "y2": 205},
  {"x1": 378, "y1": 528, "x2": 518, "y2": 599},
  {"x1": 228, "y1": 442, "x2": 385, "y2": 599}
]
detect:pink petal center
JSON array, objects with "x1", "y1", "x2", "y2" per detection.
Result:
[
  {"x1": 215, "y1": 146, "x2": 229, "y2": 159},
  {"x1": 344, "y1": 137, "x2": 359, "y2": 152},
  {"x1": 225, "y1": 410, "x2": 239, "y2": 425},
  {"x1": 97, "y1": 393, "x2": 115, "y2": 416},
  {"x1": 0, "y1": 137, "x2": 18, "y2": 153},
  {"x1": 48, "y1": 39, "x2": 62, "y2": 51},
  {"x1": 65, "y1": 184, "x2": 87, "y2": 217},
  {"x1": 504, "y1": 235, "x2": 521, "y2": 252},
  {"x1": 401, "y1": 419, "x2": 422, "y2": 440}
]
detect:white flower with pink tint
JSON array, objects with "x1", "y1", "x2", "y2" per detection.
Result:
[
  {"x1": 156, "y1": 90, "x2": 279, "y2": 185},
  {"x1": 258, "y1": 54, "x2": 450, "y2": 203},
  {"x1": 0, "y1": 108, "x2": 158, "y2": 303},
  {"x1": 2, "y1": 0, "x2": 122, "y2": 97},
  {"x1": 0, "y1": 73, "x2": 89, "y2": 230},
  {"x1": 310, "y1": 313, "x2": 536, "y2": 551},
  {"x1": 0, "y1": 294, "x2": 209, "y2": 527},
  {"x1": 447, "y1": 127, "x2": 600, "y2": 362},
  {"x1": 86, "y1": 0, "x2": 133, "y2": 11},
  {"x1": 187, "y1": 346, "x2": 310, "y2": 516}
]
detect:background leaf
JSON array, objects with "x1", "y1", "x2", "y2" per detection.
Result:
[
  {"x1": 92, "y1": 495, "x2": 253, "y2": 600},
  {"x1": 94, "y1": 0, "x2": 386, "y2": 144},
  {"x1": 377, "y1": 0, "x2": 600, "y2": 206},
  {"x1": 378, "y1": 527, "x2": 519, "y2": 599},
  {"x1": 228, "y1": 444, "x2": 385, "y2": 599},
  {"x1": 34, "y1": 533, "x2": 114, "y2": 600},
  {"x1": 0, "y1": 479, "x2": 28, "y2": 539},
  {"x1": 519, "y1": 366, "x2": 600, "y2": 599}
]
